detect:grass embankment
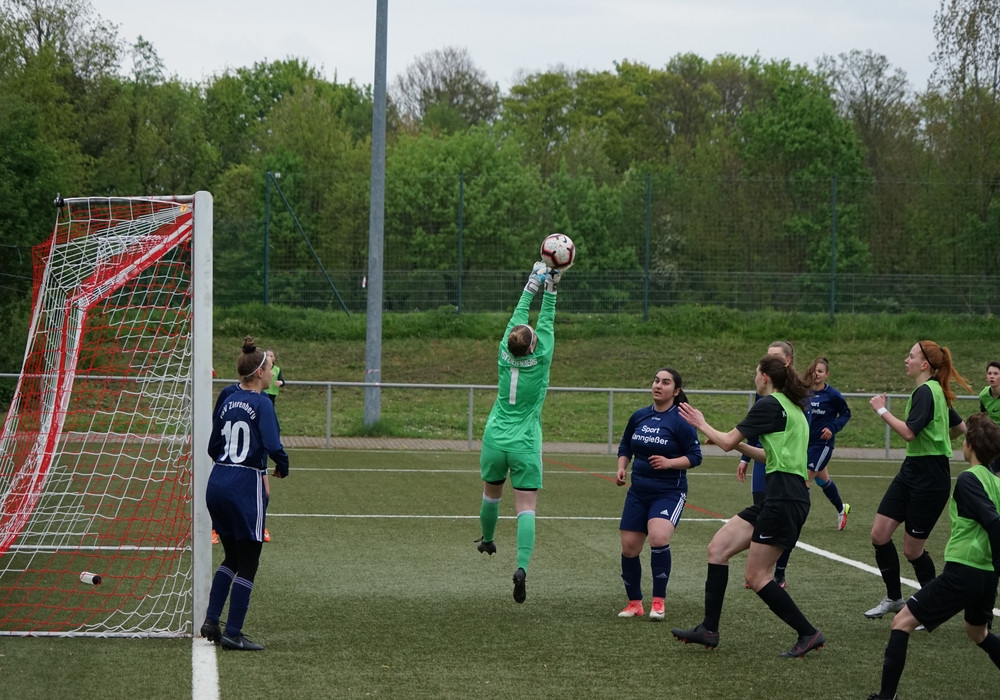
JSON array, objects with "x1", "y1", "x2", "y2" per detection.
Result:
[{"x1": 213, "y1": 303, "x2": 999, "y2": 448}]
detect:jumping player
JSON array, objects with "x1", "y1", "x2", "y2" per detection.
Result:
[
  {"x1": 200, "y1": 336, "x2": 289, "y2": 651},
  {"x1": 615, "y1": 368, "x2": 702, "y2": 621},
  {"x1": 865, "y1": 340, "x2": 970, "y2": 620},
  {"x1": 804, "y1": 356, "x2": 852, "y2": 529},
  {"x1": 867, "y1": 413, "x2": 1000, "y2": 699},
  {"x1": 475, "y1": 259, "x2": 567, "y2": 603}
]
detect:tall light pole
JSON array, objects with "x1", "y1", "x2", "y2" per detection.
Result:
[{"x1": 364, "y1": 0, "x2": 388, "y2": 425}]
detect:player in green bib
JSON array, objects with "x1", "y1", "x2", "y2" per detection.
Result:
[
  {"x1": 980, "y1": 360, "x2": 1000, "y2": 469},
  {"x1": 867, "y1": 413, "x2": 1000, "y2": 700},
  {"x1": 866, "y1": 341, "x2": 972, "y2": 620},
  {"x1": 671, "y1": 355, "x2": 825, "y2": 658},
  {"x1": 263, "y1": 349, "x2": 285, "y2": 405},
  {"x1": 476, "y1": 260, "x2": 567, "y2": 604}
]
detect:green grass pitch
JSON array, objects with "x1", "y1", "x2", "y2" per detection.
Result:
[{"x1": 2, "y1": 449, "x2": 998, "y2": 699}]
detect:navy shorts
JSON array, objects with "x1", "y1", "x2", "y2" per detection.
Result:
[
  {"x1": 906, "y1": 562, "x2": 998, "y2": 631},
  {"x1": 619, "y1": 487, "x2": 687, "y2": 533},
  {"x1": 807, "y1": 443, "x2": 833, "y2": 472},
  {"x1": 207, "y1": 463, "x2": 269, "y2": 542},
  {"x1": 876, "y1": 472, "x2": 950, "y2": 539}
]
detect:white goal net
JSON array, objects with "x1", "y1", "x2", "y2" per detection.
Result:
[{"x1": 0, "y1": 194, "x2": 213, "y2": 637}]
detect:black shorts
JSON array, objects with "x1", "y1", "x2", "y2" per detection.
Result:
[
  {"x1": 906, "y1": 562, "x2": 998, "y2": 631},
  {"x1": 876, "y1": 471, "x2": 950, "y2": 539},
  {"x1": 737, "y1": 498, "x2": 810, "y2": 551}
]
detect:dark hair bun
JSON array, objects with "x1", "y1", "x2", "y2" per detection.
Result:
[{"x1": 242, "y1": 334, "x2": 257, "y2": 354}]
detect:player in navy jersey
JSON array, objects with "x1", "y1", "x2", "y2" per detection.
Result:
[
  {"x1": 804, "y1": 356, "x2": 852, "y2": 530},
  {"x1": 672, "y1": 355, "x2": 825, "y2": 658},
  {"x1": 865, "y1": 340, "x2": 970, "y2": 620},
  {"x1": 867, "y1": 413, "x2": 1000, "y2": 700},
  {"x1": 200, "y1": 336, "x2": 289, "y2": 651},
  {"x1": 615, "y1": 368, "x2": 702, "y2": 621}
]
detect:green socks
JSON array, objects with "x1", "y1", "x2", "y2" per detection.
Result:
[
  {"x1": 516, "y1": 511, "x2": 536, "y2": 572},
  {"x1": 479, "y1": 496, "x2": 500, "y2": 543}
]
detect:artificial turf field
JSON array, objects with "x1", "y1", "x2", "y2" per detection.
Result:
[{"x1": 2, "y1": 448, "x2": 998, "y2": 699}]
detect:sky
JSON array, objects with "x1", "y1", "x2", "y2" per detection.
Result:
[{"x1": 88, "y1": 0, "x2": 944, "y2": 92}]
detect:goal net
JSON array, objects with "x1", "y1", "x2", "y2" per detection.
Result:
[{"x1": 0, "y1": 194, "x2": 213, "y2": 637}]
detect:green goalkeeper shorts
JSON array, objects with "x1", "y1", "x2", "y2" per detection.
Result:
[{"x1": 480, "y1": 445, "x2": 543, "y2": 490}]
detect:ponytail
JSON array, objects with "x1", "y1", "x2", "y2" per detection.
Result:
[{"x1": 918, "y1": 340, "x2": 972, "y2": 406}]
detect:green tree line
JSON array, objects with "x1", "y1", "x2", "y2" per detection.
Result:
[{"x1": 2, "y1": 0, "x2": 1000, "y2": 320}]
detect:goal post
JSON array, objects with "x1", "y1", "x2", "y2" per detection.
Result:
[{"x1": 0, "y1": 193, "x2": 213, "y2": 637}]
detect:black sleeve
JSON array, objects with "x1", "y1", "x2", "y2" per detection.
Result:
[
  {"x1": 904, "y1": 384, "x2": 934, "y2": 435},
  {"x1": 736, "y1": 395, "x2": 787, "y2": 443},
  {"x1": 948, "y1": 407, "x2": 962, "y2": 428},
  {"x1": 985, "y1": 520, "x2": 1000, "y2": 573},
  {"x1": 954, "y1": 471, "x2": 1000, "y2": 531}
]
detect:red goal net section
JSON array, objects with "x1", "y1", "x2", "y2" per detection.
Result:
[{"x1": 0, "y1": 194, "x2": 214, "y2": 637}]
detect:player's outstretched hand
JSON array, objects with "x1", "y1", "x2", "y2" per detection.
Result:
[
  {"x1": 677, "y1": 401, "x2": 705, "y2": 429},
  {"x1": 525, "y1": 261, "x2": 549, "y2": 294},
  {"x1": 545, "y1": 266, "x2": 567, "y2": 293}
]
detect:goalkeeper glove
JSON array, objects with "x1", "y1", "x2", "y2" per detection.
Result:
[
  {"x1": 524, "y1": 261, "x2": 549, "y2": 294},
  {"x1": 545, "y1": 265, "x2": 568, "y2": 293}
]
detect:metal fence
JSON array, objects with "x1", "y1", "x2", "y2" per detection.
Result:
[
  {"x1": 218, "y1": 268, "x2": 1000, "y2": 316},
  {"x1": 0, "y1": 373, "x2": 978, "y2": 456},
  {"x1": 232, "y1": 378, "x2": 979, "y2": 457}
]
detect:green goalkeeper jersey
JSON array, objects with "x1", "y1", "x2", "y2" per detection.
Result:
[{"x1": 482, "y1": 288, "x2": 557, "y2": 453}]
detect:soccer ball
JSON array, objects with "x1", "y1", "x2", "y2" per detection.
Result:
[{"x1": 540, "y1": 233, "x2": 576, "y2": 270}]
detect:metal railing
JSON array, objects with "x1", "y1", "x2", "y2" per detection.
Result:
[
  {"x1": 0, "y1": 374, "x2": 975, "y2": 457},
  {"x1": 212, "y1": 378, "x2": 976, "y2": 457}
]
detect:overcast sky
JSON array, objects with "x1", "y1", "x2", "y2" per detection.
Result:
[{"x1": 89, "y1": 1, "x2": 943, "y2": 92}]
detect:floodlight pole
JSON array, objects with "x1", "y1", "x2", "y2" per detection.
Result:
[{"x1": 364, "y1": 0, "x2": 388, "y2": 425}]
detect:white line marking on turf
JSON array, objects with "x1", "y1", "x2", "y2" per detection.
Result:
[
  {"x1": 287, "y1": 467, "x2": 895, "y2": 479},
  {"x1": 192, "y1": 637, "x2": 220, "y2": 700}
]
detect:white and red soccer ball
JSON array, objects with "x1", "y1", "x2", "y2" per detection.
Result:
[{"x1": 540, "y1": 233, "x2": 575, "y2": 270}]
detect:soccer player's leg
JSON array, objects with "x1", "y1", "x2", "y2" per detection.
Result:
[
  {"x1": 646, "y1": 492, "x2": 682, "y2": 620},
  {"x1": 618, "y1": 491, "x2": 648, "y2": 617},
  {"x1": 902, "y1": 486, "x2": 950, "y2": 587},
  {"x1": 672, "y1": 510, "x2": 754, "y2": 648},
  {"x1": 509, "y1": 452, "x2": 542, "y2": 603},
  {"x1": 809, "y1": 446, "x2": 848, "y2": 526},
  {"x1": 477, "y1": 446, "x2": 508, "y2": 554},
  {"x1": 220, "y1": 539, "x2": 265, "y2": 651}
]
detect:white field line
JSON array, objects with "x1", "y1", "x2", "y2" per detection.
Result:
[
  {"x1": 288, "y1": 468, "x2": 894, "y2": 479},
  {"x1": 191, "y1": 637, "x2": 220, "y2": 700}
]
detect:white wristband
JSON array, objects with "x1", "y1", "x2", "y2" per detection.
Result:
[{"x1": 877, "y1": 407, "x2": 888, "y2": 417}]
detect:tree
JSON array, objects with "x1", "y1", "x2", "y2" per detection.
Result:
[
  {"x1": 4, "y1": 0, "x2": 120, "y2": 80},
  {"x1": 736, "y1": 60, "x2": 869, "y2": 274},
  {"x1": 204, "y1": 59, "x2": 371, "y2": 170},
  {"x1": 918, "y1": 0, "x2": 1000, "y2": 275},
  {"x1": 392, "y1": 46, "x2": 500, "y2": 133},
  {"x1": 931, "y1": 0, "x2": 1000, "y2": 96}
]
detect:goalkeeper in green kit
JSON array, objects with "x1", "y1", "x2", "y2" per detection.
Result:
[{"x1": 476, "y1": 259, "x2": 567, "y2": 603}]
